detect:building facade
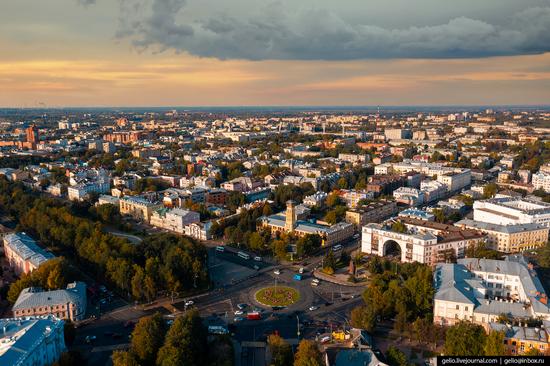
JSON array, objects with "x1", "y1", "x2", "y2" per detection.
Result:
[
  {"x1": 473, "y1": 198, "x2": 550, "y2": 228},
  {"x1": 456, "y1": 219, "x2": 549, "y2": 253},
  {"x1": 119, "y1": 196, "x2": 162, "y2": 223},
  {"x1": 12, "y1": 282, "x2": 87, "y2": 322},
  {"x1": 3, "y1": 233, "x2": 55, "y2": 275},
  {"x1": 433, "y1": 256, "x2": 550, "y2": 328},
  {"x1": 0, "y1": 316, "x2": 66, "y2": 366}
]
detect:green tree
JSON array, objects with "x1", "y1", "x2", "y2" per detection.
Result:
[
  {"x1": 294, "y1": 339, "x2": 322, "y2": 366},
  {"x1": 130, "y1": 313, "x2": 166, "y2": 365},
  {"x1": 268, "y1": 335, "x2": 293, "y2": 366},
  {"x1": 326, "y1": 192, "x2": 341, "y2": 208},
  {"x1": 350, "y1": 306, "x2": 377, "y2": 332},
  {"x1": 112, "y1": 351, "x2": 139, "y2": 366},
  {"x1": 273, "y1": 240, "x2": 288, "y2": 260},
  {"x1": 391, "y1": 221, "x2": 407, "y2": 233},
  {"x1": 483, "y1": 183, "x2": 498, "y2": 199},
  {"x1": 484, "y1": 330, "x2": 506, "y2": 356},
  {"x1": 445, "y1": 321, "x2": 486, "y2": 356},
  {"x1": 432, "y1": 209, "x2": 446, "y2": 224},
  {"x1": 263, "y1": 204, "x2": 273, "y2": 217},
  {"x1": 386, "y1": 346, "x2": 409, "y2": 366},
  {"x1": 156, "y1": 309, "x2": 208, "y2": 366},
  {"x1": 323, "y1": 250, "x2": 337, "y2": 272},
  {"x1": 131, "y1": 265, "x2": 145, "y2": 301}
]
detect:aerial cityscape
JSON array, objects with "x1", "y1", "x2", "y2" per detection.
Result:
[{"x1": 1, "y1": 1, "x2": 550, "y2": 366}]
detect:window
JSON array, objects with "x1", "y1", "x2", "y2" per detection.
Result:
[
  {"x1": 456, "y1": 305, "x2": 460, "y2": 310},
  {"x1": 465, "y1": 306, "x2": 468, "y2": 311}
]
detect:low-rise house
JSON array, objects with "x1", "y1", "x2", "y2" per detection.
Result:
[
  {"x1": 490, "y1": 322, "x2": 549, "y2": 355},
  {"x1": 3, "y1": 233, "x2": 55, "y2": 275},
  {"x1": 12, "y1": 282, "x2": 87, "y2": 321}
]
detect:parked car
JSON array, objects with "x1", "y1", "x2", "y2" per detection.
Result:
[
  {"x1": 234, "y1": 310, "x2": 244, "y2": 316},
  {"x1": 237, "y1": 303, "x2": 248, "y2": 310},
  {"x1": 274, "y1": 269, "x2": 281, "y2": 275},
  {"x1": 309, "y1": 305, "x2": 319, "y2": 311},
  {"x1": 254, "y1": 256, "x2": 262, "y2": 262},
  {"x1": 184, "y1": 300, "x2": 194, "y2": 306}
]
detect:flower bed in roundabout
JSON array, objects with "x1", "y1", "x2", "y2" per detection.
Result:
[{"x1": 254, "y1": 286, "x2": 300, "y2": 307}]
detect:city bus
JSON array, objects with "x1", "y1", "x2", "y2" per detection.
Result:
[{"x1": 237, "y1": 251, "x2": 250, "y2": 260}]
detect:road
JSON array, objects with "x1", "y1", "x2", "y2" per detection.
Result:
[
  {"x1": 104, "y1": 227, "x2": 143, "y2": 244},
  {"x1": 71, "y1": 236, "x2": 364, "y2": 365}
]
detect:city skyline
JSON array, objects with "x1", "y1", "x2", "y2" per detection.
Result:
[{"x1": 2, "y1": 0, "x2": 550, "y2": 107}]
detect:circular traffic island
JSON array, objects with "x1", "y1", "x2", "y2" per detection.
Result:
[{"x1": 254, "y1": 286, "x2": 300, "y2": 307}]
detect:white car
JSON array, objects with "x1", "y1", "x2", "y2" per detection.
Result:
[
  {"x1": 184, "y1": 300, "x2": 194, "y2": 306},
  {"x1": 234, "y1": 310, "x2": 244, "y2": 316},
  {"x1": 274, "y1": 269, "x2": 281, "y2": 275},
  {"x1": 309, "y1": 306, "x2": 319, "y2": 311}
]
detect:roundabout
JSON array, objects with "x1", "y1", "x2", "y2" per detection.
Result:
[{"x1": 254, "y1": 286, "x2": 300, "y2": 307}]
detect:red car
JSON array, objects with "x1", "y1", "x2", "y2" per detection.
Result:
[{"x1": 246, "y1": 312, "x2": 261, "y2": 320}]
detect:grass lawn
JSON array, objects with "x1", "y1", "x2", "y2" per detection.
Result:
[{"x1": 255, "y1": 286, "x2": 300, "y2": 306}]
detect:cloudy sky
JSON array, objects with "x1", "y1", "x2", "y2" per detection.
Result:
[{"x1": 1, "y1": 0, "x2": 550, "y2": 107}]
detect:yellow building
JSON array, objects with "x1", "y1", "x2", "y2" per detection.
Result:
[
  {"x1": 456, "y1": 219, "x2": 549, "y2": 253},
  {"x1": 490, "y1": 323, "x2": 549, "y2": 355},
  {"x1": 119, "y1": 196, "x2": 162, "y2": 223},
  {"x1": 260, "y1": 200, "x2": 354, "y2": 247}
]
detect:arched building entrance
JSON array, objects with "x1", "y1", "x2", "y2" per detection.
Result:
[{"x1": 382, "y1": 239, "x2": 406, "y2": 261}]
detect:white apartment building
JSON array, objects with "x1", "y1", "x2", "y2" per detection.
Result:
[
  {"x1": 437, "y1": 169, "x2": 471, "y2": 193},
  {"x1": 375, "y1": 160, "x2": 471, "y2": 193},
  {"x1": 533, "y1": 172, "x2": 550, "y2": 193},
  {"x1": 150, "y1": 208, "x2": 200, "y2": 234},
  {"x1": 420, "y1": 180, "x2": 447, "y2": 203},
  {"x1": 434, "y1": 256, "x2": 550, "y2": 328},
  {"x1": 303, "y1": 191, "x2": 328, "y2": 207},
  {"x1": 361, "y1": 218, "x2": 485, "y2": 266},
  {"x1": 473, "y1": 197, "x2": 550, "y2": 228},
  {"x1": 338, "y1": 153, "x2": 369, "y2": 164},
  {"x1": 184, "y1": 221, "x2": 212, "y2": 241},
  {"x1": 393, "y1": 187, "x2": 424, "y2": 206},
  {"x1": 0, "y1": 316, "x2": 66, "y2": 366},
  {"x1": 67, "y1": 181, "x2": 110, "y2": 201}
]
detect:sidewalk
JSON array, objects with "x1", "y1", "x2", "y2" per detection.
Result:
[{"x1": 313, "y1": 269, "x2": 366, "y2": 287}]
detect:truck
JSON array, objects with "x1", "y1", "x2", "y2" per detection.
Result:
[
  {"x1": 247, "y1": 311, "x2": 261, "y2": 320},
  {"x1": 293, "y1": 274, "x2": 303, "y2": 281}
]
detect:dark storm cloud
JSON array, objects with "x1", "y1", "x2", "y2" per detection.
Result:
[{"x1": 116, "y1": 0, "x2": 550, "y2": 60}]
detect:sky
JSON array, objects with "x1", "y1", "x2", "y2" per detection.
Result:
[{"x1": 1, "y1": 0, "x2": 550, "y2": 107}]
